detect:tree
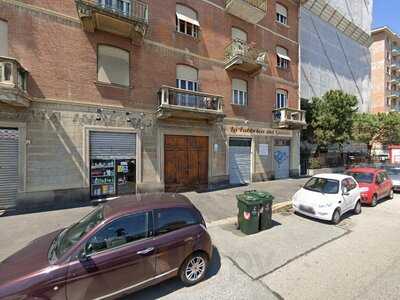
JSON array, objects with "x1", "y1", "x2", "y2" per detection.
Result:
[
  {"x1": 353, "y1": 112, "x2": 400, "y2": 156},
  {"x1": 306, "y1": 90, "x2": 358, "y2": 155}
]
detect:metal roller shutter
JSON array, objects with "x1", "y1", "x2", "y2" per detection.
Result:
[
  {"x1": 0, "y1": 128, "x2": 19, "y2": 209},
  {"x1": 229, "y1": 138, "x2": 251, "y2": 185},
  {"x1": 89, "y1": 131, "x2": 136, "y2": 159}
]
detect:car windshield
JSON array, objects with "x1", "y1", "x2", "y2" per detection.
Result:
[
  {"x1": 303, "y1": 177, "x2": 339, "y2": 194},
  {"x1": 49, "y1": 207, "x2": 104, "y2": 262},
  {"x1": 346, "y1": 172, "x2": 374, "y2": 183}
]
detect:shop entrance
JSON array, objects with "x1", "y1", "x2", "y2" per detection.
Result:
[
  {"x1": 164, "y1": 135, "x2": 208, "y2": 192},
  {"x1": 229, "y1": 138, "x2": 252, "y2": 185},
  {"x1": 89, "y1": 131, "x2": 137, "y2": 199},
  {"x1": 0, "y1": 128, "x2": 19, "y2": 209}
]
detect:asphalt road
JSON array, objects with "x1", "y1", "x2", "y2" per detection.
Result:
[{"x1": 1, "y1": 193, "x2": 399, "y2": 299}]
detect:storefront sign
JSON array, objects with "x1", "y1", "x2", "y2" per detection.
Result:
[
  {"x1": 259, "y1": 144, "x2": 269, "y2": 156},
  {"x1": 226, "y1": 126, "x2": 293, "y2": 137}
]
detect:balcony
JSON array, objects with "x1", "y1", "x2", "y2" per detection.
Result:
[
  {"x1": 157, "y1": 86, "x2": 225, "y2": 121},
  {"x1": 390, "y1": 91, "x2": 400, "y2": 98},
  {"x1": 224, "y1": 39, "x2": 267, "y2": 75},
  {"x1": 391, "y1": 61, "x2": 400, "y2": 70},
  {"x1": 272, "y1": 107, "x2": 306, "y2": 129},
  {"x1": 391, "y1": 76, "x2": 400, "y2": 85},
  {"x1": 0, "y1": 57, "x2": 31, "y2": 107},
  {"x1": 392, "y1": 47, "x2": 400, "y2": 57},
  {"x1": 75, "y1": 0, "x2": 148, "y2": 42},
  {"x1": 224, "y1": 0, "x2": 267, "y2": 24}
]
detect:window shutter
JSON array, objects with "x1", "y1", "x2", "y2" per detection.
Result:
[
  {"x1": 98, "y1": 45, "x2": 130, "y2": 86},
  {"x1": 0, "y1": 20, "x2": 8, "y2": 57},
  {"x1": 176, "y1": 4, "x2": 199, "y2": 26},
  {"x1": 232, "y1": 79, "x2": 247, "y2": 92},
  {"x1": 276, "y1": 3, "x2": 288, "y2": 18},
  {"x1": 276, "y1": 46, "x2": 291, "y2": 61},
  {"x1": 176, "y1": 65, "x2": 198, "y2": 82}
]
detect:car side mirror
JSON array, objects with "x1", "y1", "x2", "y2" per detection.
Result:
[{"x1": 78, "y1": 245, "x2": 91, "y2": 262}]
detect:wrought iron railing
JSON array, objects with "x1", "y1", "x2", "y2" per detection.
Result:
[
  {"x1": 224, "y1": 39, "x2": 266, "y2": 66},
  {"x1": 391, "y1": 61, "x2": 400, "y2": 69},
  {"x1": 225, "y1": 0, "x2": 267, "y2": 11},
  {"x1": 392, "y1": 47, "x2": 400, "y2": 56},
  {"x1": 159, "y1": 86, "x2": 223, "y2": 112},
  {"x1": 79, "y1": 0, "x2": 148, "y2": 23},
  {"x1": 272, "y1": 107, "x2": 306, "y2": 124}
]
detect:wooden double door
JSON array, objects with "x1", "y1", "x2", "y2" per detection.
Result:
[{"x1": 164, "y1": 135, "x2": 208, "y2": 192}]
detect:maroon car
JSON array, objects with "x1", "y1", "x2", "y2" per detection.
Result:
[{"x1": 0, "y1": 194, "x2": 213, "y2": 300}]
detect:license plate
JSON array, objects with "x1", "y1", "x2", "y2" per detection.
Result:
[{"x1": 299, "y1": 205, "x2": 315, "y2": 214}]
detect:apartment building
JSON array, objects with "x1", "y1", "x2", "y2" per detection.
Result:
[
  {"x1": 370, "y1": 27, "x2": 400, "y2": 113},
  {"x1": 0, "y1": 0, "x2": 304, "y2": 209},
  {"x1": 300, "y1": 0, "x2": 373, "y2": 112}
]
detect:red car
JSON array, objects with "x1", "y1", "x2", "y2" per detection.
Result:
[
  {"x1": 0, "y1": 194, "x2": 213, "y2": 300},
  {"x1": 345, "y1": 168, "x2": 394, "y2": 206}
]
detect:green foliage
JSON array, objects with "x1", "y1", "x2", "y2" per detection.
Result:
[{"x1": 305, "y1": 90, "x2": 358, "y2": 151}]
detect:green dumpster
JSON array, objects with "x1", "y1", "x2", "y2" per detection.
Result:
[
  {"x1": 244, "y1": 191, "x2": 274, "y2": 231},
  {"x1": 237, "y1": 193, "x2": 262, "y2": 235}
]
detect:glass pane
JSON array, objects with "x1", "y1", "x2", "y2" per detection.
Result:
[
  {"x1": 239, "y1": 91, "x2": 244, "y2": 105},
  {"x1": 179, "y1": 20, "x2": 185, "y2": 33},
  {"x1": 87, "y1": 213, "x2": 149, "y2": 254},
  {"x1": 187, "y1": 23, "x2": 193, "y2": 36},
  {"x1": 156, "y1": 208, "x2": 199, "y2": 235},
  {"x1": 188, "y1": 81, "x2": 194, "y2": 91},
  {"x1": 0, "y1": 65, "x2": 3, "y2": 82},
  {"x1": 4, "y1": 63, "x2": 12, "y2": 81},
  {"x1": 180, "y1": 80, "x2": 186, "y2": 90},
  {"x1": 233, "y1": 90, "x2": 239, "y2": 104}
]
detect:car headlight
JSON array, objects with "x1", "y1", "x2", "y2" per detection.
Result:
[
  {"x1": 318, "y1": 203, "x2": 333, "y2": 208},
  {"x1": 359, "y1": 187, "x2": 369, "y2": 193}
]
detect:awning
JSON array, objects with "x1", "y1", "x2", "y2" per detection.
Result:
[
  {"x1": 176, "y1": 12, "x2": 200, "y2": 27},
  {"x1": 277, "y1": 53, "x2": 291, "y2": 61}
]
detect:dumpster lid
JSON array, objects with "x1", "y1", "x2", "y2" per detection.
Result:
[
  {"x1": 244, "y1": 190, "x2": 274, "y2": 202},
  {"x1": 236, "y1": 193, "x2": 263, "y2": 205}
]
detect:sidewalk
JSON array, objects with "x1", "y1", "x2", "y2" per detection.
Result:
[{"x1": 183, "y1": 177, "x2": 309, "y2": 223}]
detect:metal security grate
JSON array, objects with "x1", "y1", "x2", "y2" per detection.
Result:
[{"x1": 90, "y1": 131, "x2": 136, "y2": 159}]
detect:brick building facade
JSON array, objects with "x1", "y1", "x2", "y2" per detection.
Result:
[{"x1": 0, "y1": 0, "x2": 304, "y2": 209}]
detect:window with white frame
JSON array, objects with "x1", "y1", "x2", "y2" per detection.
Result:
[
  {"x1": 176, "y1": 65, "x2": 199, "y2": 107},
  {"x1": 232, "y1": 79, "x2": 248, "y2": 106},
  {"x1": 97, "y1": 45, "x2": 130, "y2": 87},
  {"x1": 277, "y1": 46, "x2": 290, "y2": 69},
  {"x1": 276, "y1": 3, "x2": 288, "y2": 25},
  {"x1": 176, "y1": 4, "x2": 199, "y2": 38},
  {"x1": 0, "y1": 62, "x2": 12, "y2": 83},
  {"x1": 98, "y1": 0, "x2": 131, "y2": 16},
  {"x1": 276, "y1": 89, "x2": 288, "y2": 108},
  {"x1": 0, "y1": 20, "x2": 8, "y2": 57}
]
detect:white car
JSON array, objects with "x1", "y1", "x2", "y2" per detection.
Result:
[{"x1": 292, "y1": 174, "x2": 362, "y2": 224}]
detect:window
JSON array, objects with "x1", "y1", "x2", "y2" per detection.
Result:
[
  {"x1": 276, "y1": 89, "x2": 288, "y2": 108},
  {"x1": 116, "y1": 0, "x2": 131, "y2": 16},
  {"x1": 97, "y1": 45, "x2": 130, "y2": 87},
  {"x1": 0, "y1": 62, "x2": 12, "y2": 83},
  {"x1": 232, "y1": 79, "x2": 248, "y2": 106},
  {"x1": 232, "y1": 27, "x2": 247, "y2": 42},
  {"x1": 176, "y1": 4, "x2": 199, "y2": 38},
  {"x1": 176, "y1": 65, "x2": 199, "y2": 107},
  {"x1": 342, "y1": 178, "x2": 357, "y2": 192},
  {"x1": 276, "y1": 3, "x2": 288, "y2": 25},
  {"x1": 155, "y1": 208, "x2": 201, "y2": 235},
  {"x1": 304, "y1": 177, "x2": 339, "y2": 194},
  {"x1": 345, "y1": 172, "x2": 374, "y2": 183},
  {"x1": 86, "y1": 212, "x2": 150, "y2": 254},
  {"x1": 0, "y1": 20, "x2": 8, "y2": 57},
  {"x1": 276, "y1": 46, "x2": 290, "y2": 69}
]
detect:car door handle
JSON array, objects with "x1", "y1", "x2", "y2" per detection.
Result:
[{"x1": 137, "y1": 247, "x2": 154, "y2": 255}]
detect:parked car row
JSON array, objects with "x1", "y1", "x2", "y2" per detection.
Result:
[{"x1": 293, "y1": 167, "x2": 395, "y2": 225}]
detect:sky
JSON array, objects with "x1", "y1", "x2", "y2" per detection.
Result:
[{"x1": 373, "y1": 0, "x2": 400, "y2": 32}]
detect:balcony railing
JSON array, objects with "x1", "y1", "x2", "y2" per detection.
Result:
[
  {"x1": 75, "y1": 0, "x2": 148, "y2": 41},
  {"x1": 391, "y1": 76, "x2": 400, "y2": 84},
  {"x1": 158, "y1": 86, "x2": 224, "y2": 120},
  {"x1": 272, "y1": 107, "x2": 306, "y2": 128},
  {"x1": 392, "y1": 47, "x2": 400, "y2": 56},
  {"x1": 224, "y1": 39, "x2": 267, "y2": 75},
  {"x1": 224, "y1": 0, "x2": 267, "y2": 24},
  {"x1": 391, "y1": 61, "x2": 400, "y2": 70},
  {"x1": 390, "y1": 91, "x2": 400, "y2": 98},
  {"x1": 0, "y1": 56, "x2": 30, "y2": 107}
]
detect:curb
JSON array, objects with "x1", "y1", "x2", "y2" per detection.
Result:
[{"x1": 207, "y1": 200, "x2": 292, "y2": 228}]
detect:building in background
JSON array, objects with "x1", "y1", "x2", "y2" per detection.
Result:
[
  {"x1": 370, "y1": 27, "x2": 400, "y2": 113},
  {"x1": 0, "y1": 0, "x2": 305, "y2": 210},
  {"x1": 300, "y1": 0, "x2": 373, "y2": 112}
]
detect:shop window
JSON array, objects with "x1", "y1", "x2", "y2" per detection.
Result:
[
  {"x1": 277, "y1": 46, "x2": 290, "y2": 69},
  {"x1": 276, "y1": 89, "x2": 288, "y2": 108},
  {"x1": 97, "y1": 45, "x2": 130, "y2": 87},
  {"x1": 276, "y1": 3, "x2": 288, "y2": 26},
  {"x1": 0, "y1": 20, "x2": 7, "y2": 57},
  {"x1": 176, "y1": 4, "x2": 199, "y2": 38},
  {"x1": 232, "y1": 79, "x2": 248, "y2": 106}
]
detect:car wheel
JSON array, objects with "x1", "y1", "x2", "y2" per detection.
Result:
[
  {"x1": 180, "y1": 252, "x2": 208, "y2": 286},
  {"x1": 389, "y1": 189, "x2": 394, "y2": 199},
  {"x1": 371, "y1": 195, "x2": 378, "y2": 207},
  {"x1": 353, "y1": 201, "x2": 362, "y2": 215},
  {"x1": 331, "y1": 209, "x2": 341, "y2": 225}
]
